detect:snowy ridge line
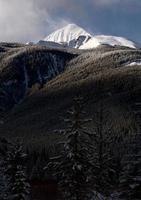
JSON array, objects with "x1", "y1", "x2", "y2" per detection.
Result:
[
  {"x1": 80, "y1": 35, "x2": 138, "y2": 49},
  {"x1": 40, "y1": 23, "x2": 140, "y2": 49}
]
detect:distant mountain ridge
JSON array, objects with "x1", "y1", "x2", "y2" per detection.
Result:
[{"x1": 38, "y1": 23, "x2": 140, "y2": 49}]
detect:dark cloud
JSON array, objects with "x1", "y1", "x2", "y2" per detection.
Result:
[{"x1": 0, "y1": 0, "x2": 140, "y2": 43}]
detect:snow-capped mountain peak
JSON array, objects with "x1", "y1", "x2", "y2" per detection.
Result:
[
  {"x1": 41, "y1": 23, "x2": 140, "y2": 49},
  {"x1": 44, "y1": 24, "x2": 92, "y2": 48}
]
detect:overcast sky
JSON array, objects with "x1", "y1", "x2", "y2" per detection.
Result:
[{"x1": 0, "y1": 0, "x2": 141, "y2": 43}]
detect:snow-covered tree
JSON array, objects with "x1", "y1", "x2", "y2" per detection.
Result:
[
  {"x1": 6, "y1": 141, "x2": 30, "y2": 200},
  {"x1": 47, "y1": 97, "x2": 95, "y2": 200},
  {"x1": 10, "y1": 165, "x2": 30, "y2": 200}
]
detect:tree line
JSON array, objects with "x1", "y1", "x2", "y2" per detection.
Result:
[{"x1": 0, "y1": 97, "x2": 141, "y2": 200}]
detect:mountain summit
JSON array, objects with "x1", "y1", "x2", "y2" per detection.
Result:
[
  {"x1": 40, "y1": 23, "x2": 140, "y2": 49},
  {"x1": 43, "y1": 24, "x2": 92, "y2": 48}
]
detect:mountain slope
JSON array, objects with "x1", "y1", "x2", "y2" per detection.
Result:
[
  {"x1": 0, "y1": 44, "x2": 140, "y2": 145},
  {"x1": 0, "y1": 44, "x2": 141, "y2": 113},
  {"x1": 0, "y1": 45, "x2": 76, "y2": 111}
]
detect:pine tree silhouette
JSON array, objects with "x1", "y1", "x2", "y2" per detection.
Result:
[
  {"x1": 6, "y1": 141, "x2": 30, "y2": 200},
  {"x1": 47, "y1": 97, "x2": 95, "y2": 200}
]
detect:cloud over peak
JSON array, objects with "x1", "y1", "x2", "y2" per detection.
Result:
[
  {"x1": 0, "y1": 0, "x2": 140, "y2": 43},
  {"x1": 0, "y1": 0, "x2": 70, "y2": 42}
]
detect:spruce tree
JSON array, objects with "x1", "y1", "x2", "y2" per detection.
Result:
[
  {"x1": 48, "y1": 97, "x2": 95, "y2": 200},
  {"x1": 119, "y1": 101, "x2": 141, "y2": 199},
  {"x1": 0, "y1": 138, "x2": 10, "y2": 200},
  {"x1": 0, "y1": 164, "x2": 8, "y2": 200},
  {"x1": 119, "y1": 133, "x2": 141, "y2": 199},
  {"x1": 11, "y1": 165, "x2": 30, "y2": 200},
  {"x1": 6, "y1": 141, "x2": 30, "y2": 200},
  {"x1": 91, "y1": 100, "x2": 117, "y2": 196}
]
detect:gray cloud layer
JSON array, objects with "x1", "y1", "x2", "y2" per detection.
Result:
[{"x1": 0, "y1": 0, "x2": 140, "y2": 43}]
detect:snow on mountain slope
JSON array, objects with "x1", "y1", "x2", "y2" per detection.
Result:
[
  {"x1": 126, "y1": 60, "x2": 141, "y2": 66},
  {"x1": 44, "y1": 24, "x2": 92, "y2": 48},
  {"x1": 43, "y1": 23, "x2": 140, "y2": 49},
  {"x1": 80, "y1": 35, "x2": 138, "y2": 49}
]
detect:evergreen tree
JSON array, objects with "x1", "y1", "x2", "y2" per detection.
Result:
[
  {"x1": 91, "y1": 101, "x2": 117, "y2": 196},
  {"x1": 47, "y1": 97, "x2": 95, "y2": 200},
  {"x1": 0, "y1": 138, "x2": 10, "y2": 200},
  {"x1": 119, "y1": 133, "x2": 141, "y2": 199},
  {"x1": 6, "y1": 141, "x2": 30, "y2": 200},
  {"x1": 11, "y1": 165, "x2": 30, "y2": 200},
  {"x1": 119, "y1": 101, "x2": 141, "y2": 199},
  {"x1": 0, "y1": 165, "x2": 8, "y2": 200}
]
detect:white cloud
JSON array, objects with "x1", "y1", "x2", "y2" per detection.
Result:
[
  {"x1": 0, "y1": 0, "x2": 69, "y2": 42},
  {"x1": 0, "y1": 0, "x2": 39, "y2": 42}
]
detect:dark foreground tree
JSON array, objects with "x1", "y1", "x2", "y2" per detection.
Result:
[
  {"x1": 7, "y1": 142, "x2": 30, "y2": 200},
  {"x1": 91, "y1": 100, "x2": 117, "y2": 196},
  {"x1": 119, "y1": 101, "x2": 141, "y2": 199},
  {"x1": 0, "y1": 138, "x2": 10, "y2": 200},
  {"x1": 0, "y1": 139, "x2": 30, "y2": 200},
  {"x1": 119, "y1": 134, "x2": 141, "y2": 199},
  {"x1": 10, "y1": 165, "x2": 30, "y2": 200},
  {"x1": 47, "y1": 97, "x2": 95, "y2": 200}
]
